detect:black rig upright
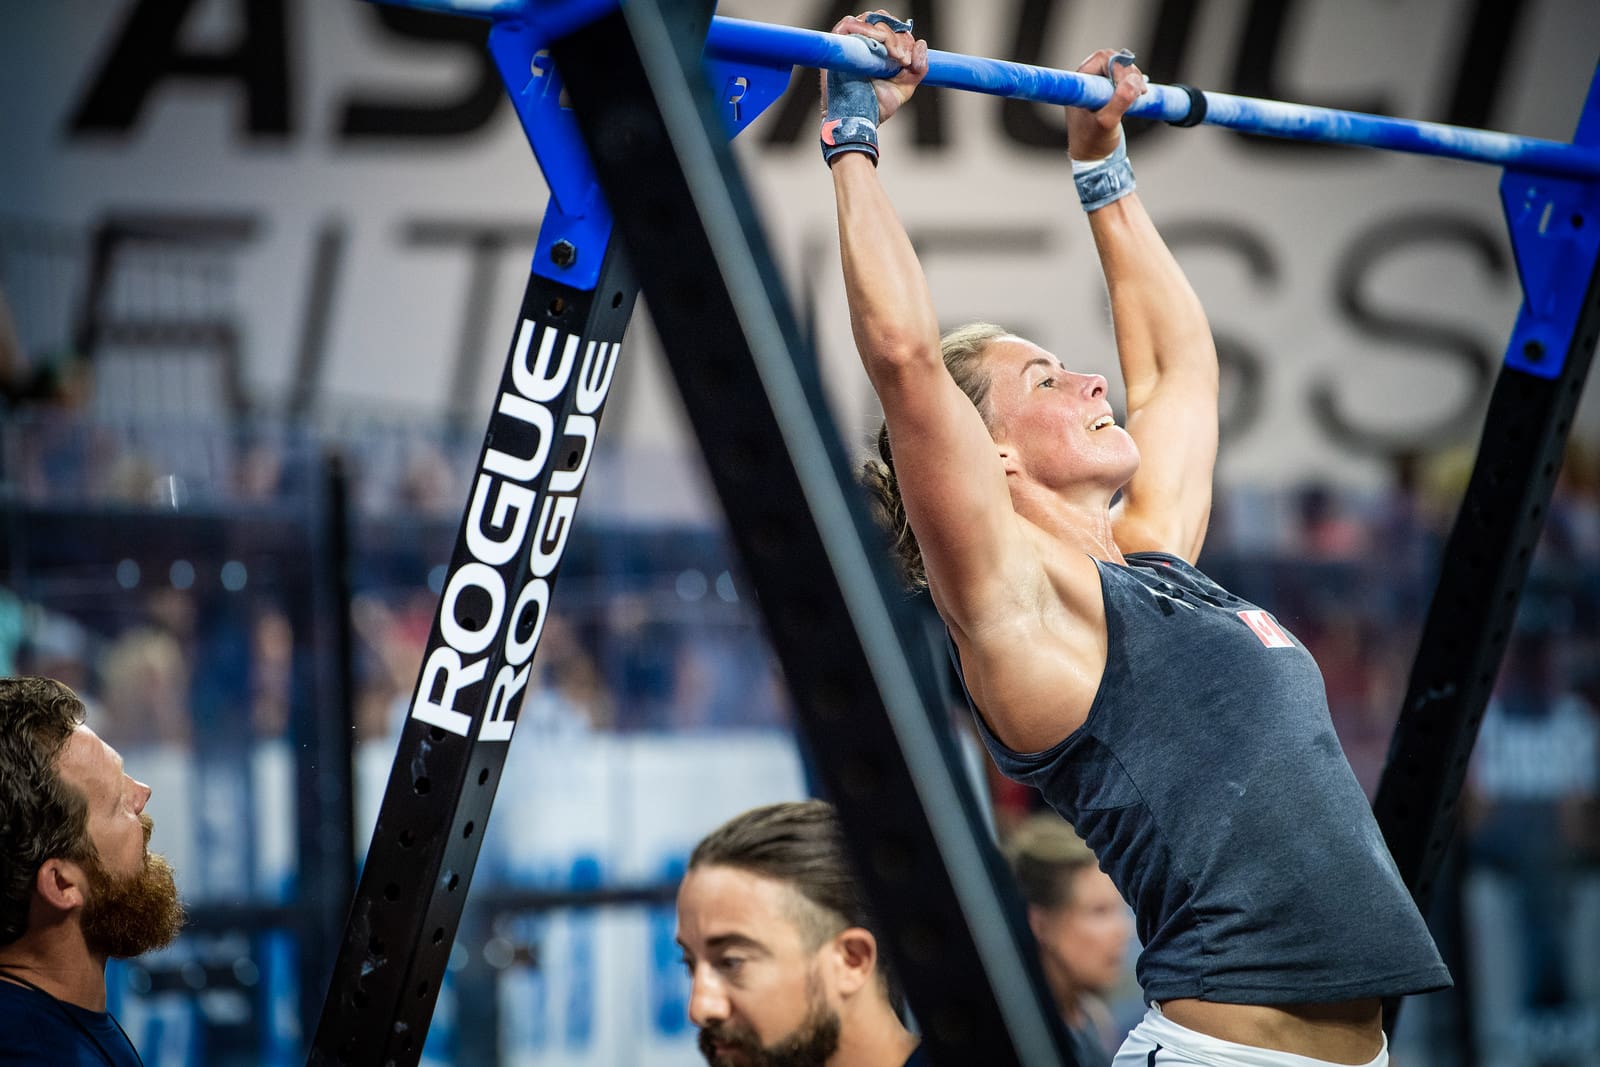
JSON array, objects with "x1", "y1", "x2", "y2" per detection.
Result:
[
  {"x1": 310, "y1": 255, "x2": 639, "y2": 1063},
  {"x1": 1372, "y1": 65, "x2": 1600, "y2": 1031}
]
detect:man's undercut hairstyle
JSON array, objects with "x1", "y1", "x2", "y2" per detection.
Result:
[
  {"x1": 1003, "y1": 812, "x2": 1099, "y2": 911},
  {"x1": 690, "y1": 800, "x2": 901, "y2": 1008},
  {"x1": 690, "y1": 800, "x2": 874, "y2": 945},
  {"x1": 0, "y1": 677, "x2": 94, "y2": 946}
]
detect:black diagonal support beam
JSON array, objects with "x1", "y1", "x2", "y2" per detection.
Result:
[
  {"x1": 1372, "y1": 234, "x2": 1600, "y2": 1030},
  {"x1": 550, "y1": 5, "x2": 1070, "y2": 1065}
]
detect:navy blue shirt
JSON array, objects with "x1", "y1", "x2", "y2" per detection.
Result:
[
  {"x1": 959, "y1": 552, "x2": 1451, "y2": 1004},
  {"x1": 0, "y1": 978, "x2": 141, "y2": 1066}
]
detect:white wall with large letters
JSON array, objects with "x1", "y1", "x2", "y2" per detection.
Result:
[{"x1": 4, "y1": 0, "x2": 1599, "y2": 500}]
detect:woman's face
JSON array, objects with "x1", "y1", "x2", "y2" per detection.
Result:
[{"x1": 979, "y1": 337, "x2": 1139, "y2": 494}]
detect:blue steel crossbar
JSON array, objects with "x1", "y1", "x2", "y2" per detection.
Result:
[
  {"x1": 361, "y1": 1, "x2": 1600, "y2": 180},
  {"x1": 704, "y1": 17, "x2": 1600, "y2": 180}
]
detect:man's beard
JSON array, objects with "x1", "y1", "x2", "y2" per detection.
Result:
[
  {"x1": 697, "y1": 972, "x2": 841, "y2": 1067},
  {"x1": 80, "y1": 813, "x2": 185, "y2": 960}
]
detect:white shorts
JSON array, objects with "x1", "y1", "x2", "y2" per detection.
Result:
[{"x1": 1112, "y1": 1004, "x2": 1389, "y2": 1067}]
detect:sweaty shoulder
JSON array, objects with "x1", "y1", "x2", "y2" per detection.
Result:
[{"x1": 938, "y1": 526, "x2": 1111, "y2": 753}]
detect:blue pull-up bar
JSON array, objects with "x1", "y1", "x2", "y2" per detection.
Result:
[
  {"x1": 369, "y1": 1, "x2": 1600, "y2": 180},
  {"x1": 704, "y1": 17, "x2": 1600, "y2": 181}
]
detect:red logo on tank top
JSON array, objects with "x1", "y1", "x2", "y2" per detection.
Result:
[{"x1": 1238, "y1": 610, "x2": 1294, "y2": 648}]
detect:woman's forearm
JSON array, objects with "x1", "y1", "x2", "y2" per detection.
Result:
[
  {"x1": 831, "y1": 154, "x2": 943, "y2": 375},
  {"x1": 1087, "y1": 192, "x2": 1217, "y2": 405}
]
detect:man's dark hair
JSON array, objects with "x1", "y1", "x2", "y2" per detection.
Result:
[
  {"x1": 0, "y1": 677, "x2": 93, "y2": 946},
  {"x1": 689, "y1": 799, "x2": 900, "y2": 1009}
]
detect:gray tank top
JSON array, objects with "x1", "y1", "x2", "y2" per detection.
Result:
[{"x1": 956, "y1": 552, "x2": 1451, "y2": 1004}]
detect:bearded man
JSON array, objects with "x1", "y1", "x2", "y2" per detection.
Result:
[
  {"x1": 675, "y1": 800, "x2": 923, "y2": 1067},
  {"x1": 0, "y1": 676, "x2": 184, "y2": 1065}
]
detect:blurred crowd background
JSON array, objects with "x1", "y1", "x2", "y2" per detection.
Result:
[
  {"x1": 4, "y1": 378, "x2": 1598, "y2": 1065},
  {"x1": 5, "y1": 0, "x2": 1600, "y2": 1064}
]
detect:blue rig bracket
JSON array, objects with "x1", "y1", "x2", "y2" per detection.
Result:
[
  {"x1": 486, "y1": 1, "x2": 791, "y2": 291},
  {"x1": 1501, "y1": 97, "x2": 1600, "y2": 379}
]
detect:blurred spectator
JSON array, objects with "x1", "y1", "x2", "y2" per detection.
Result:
[
  {"x1": 249, "y1": 605, "x2": 295, "y2": 738},
  {"x1": 1294, "y1": 484, "x2": 1370, "y2": 559},
  {"x1": 666, "y1": 630, "x2": 787, "y2": 731},
  {"x1": 234, "y1": 435, "x2": 286, "y2": 502},
  {"x1": 0, "y1": 588, "x2": 29, "y2": 676},
  {"x1": 606, "y1": 591, "x2": 678, "y2": 729},
  {"x1": 525, "y1": 612, "x2": 614, "y2": 733},
  {"x1": 0, "y1": 287, "x2": 23, "y2": 402},
  {"x1": 1466, "y1": 611, "x2": 1600, "y2": 1037},
  {"x1": 1544, "y1": 445, "x2": 1600, "y2": 564},
  {"x1": 398, "y1": 439, "x2": 462, "y2": 516},
  {"x1": 1305, "y1": 611, "x2": 1388, "y2": 798},
  {"x1": 16, "y1": 609, "x2": 93, "y2": 697},
  {"x1": 353, "y1": 590, "x2": 612, "y2": 742},
  {"x1": 1003, "y1": 813, "x2": 1134, "y2": 1066},
  {"x1": 351, "y1": 588, "x2": 438, "y2": 743},
  {"x1": 97, "y1": 604, "x2": 191, "y2": 749},
  {"x1": 0, "y1": 287, "x2": 90, "y2": 411}
]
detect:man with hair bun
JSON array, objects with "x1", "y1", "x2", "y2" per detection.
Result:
[
  {"x1": 676, "y1": 799, "x2": 924, "y2": 1067},
  {"x1": 0, "y1": 676, "x2": 185, "y2": 1066}
]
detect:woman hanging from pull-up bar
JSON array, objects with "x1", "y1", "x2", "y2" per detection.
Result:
[{"x1": 823, "y1": 11, "x2": 1451, "y2": 1066}]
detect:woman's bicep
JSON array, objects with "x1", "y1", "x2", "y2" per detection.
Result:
[{"x1": 874, "y1": 363, "x2": 1027, "y2": 612}]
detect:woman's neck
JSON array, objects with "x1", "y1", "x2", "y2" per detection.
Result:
[{"x1": 1011, "y1": 483, "x2": 1125, "y2": 564}]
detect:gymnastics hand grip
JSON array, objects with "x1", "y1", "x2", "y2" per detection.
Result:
[{"x1": 820, "y1": 36, "x2": 889, "y2": 166}]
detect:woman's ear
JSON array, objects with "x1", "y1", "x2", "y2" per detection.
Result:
[{"x1": 997, "y1": 443, "x2": 1022, "y2": 476}]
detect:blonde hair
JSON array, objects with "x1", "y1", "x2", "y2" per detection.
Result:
[
  {"x1": 859, "y1": 322, "x2": 1011, "y2": 588},
  {"x1": 1003, "y1": 813, "x2": 1099, "y2": 911}
]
